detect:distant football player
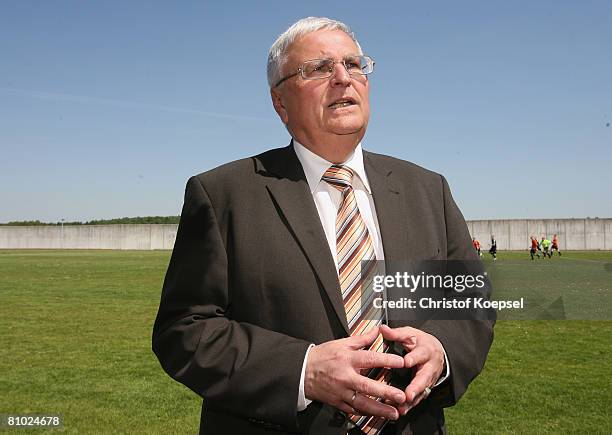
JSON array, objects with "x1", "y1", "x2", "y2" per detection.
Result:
[
  {"x1": 489, "y1": 235, "x2": 497, "y2": 261},
  {"x1": 473, "y1": 237, "x2": 483, "y2": 257},
  {"x1": 530, "y1": 236, "x2": 540, "y2": 260},
  {"x1": 551, "y1": 233, "x2": 562, "y2": 256},
  {"x1": 541, "y1": 237, "x2": 552, "y2": 258}
]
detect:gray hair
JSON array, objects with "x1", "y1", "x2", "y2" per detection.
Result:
[{"x1": 267, "y1": 17, "x2": 363, "y2": 88}]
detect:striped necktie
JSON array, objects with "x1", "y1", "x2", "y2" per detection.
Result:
[{"x1": 322, "y1": 165, "x2": 391, "y2": 434}]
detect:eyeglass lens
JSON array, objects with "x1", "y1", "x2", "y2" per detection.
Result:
[{"x1": 302, "y1": 56, "x2": 372, "y2": 79}]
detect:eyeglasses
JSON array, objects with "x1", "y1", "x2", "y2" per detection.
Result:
[{"x1": 274, "y1": 55, "x2": 375, "y2": 88}]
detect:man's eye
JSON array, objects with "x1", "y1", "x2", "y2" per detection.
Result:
[
  {"x1": 304, "y1": 61, "x2": 332, "y2": 76},
  {"x1": 314, "y1": 61, "x2": 332, "y2": 71}
]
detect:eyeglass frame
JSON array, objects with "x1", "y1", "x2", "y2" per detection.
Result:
[{"x1": 273, "y1": 55, "x2": 375, "y2": 88}]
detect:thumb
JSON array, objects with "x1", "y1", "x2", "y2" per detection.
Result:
[
  {"x1": 379, "y1": 324, "x2": 400, "y2": 341},
  {"x1": 347, "y1": 325, "x2": 380, "y2": 350},
  {"x1": 380, "y1": 325, "x2": 418, "y2": 346}
]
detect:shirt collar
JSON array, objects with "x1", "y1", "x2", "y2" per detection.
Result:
[{"x1": 293, "y1": 139, "x2": 372, "y2": 194}]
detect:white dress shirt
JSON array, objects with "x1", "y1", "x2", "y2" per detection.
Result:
[{"x1": 292, "y1": 140, "x2": 449, "y2": 411}]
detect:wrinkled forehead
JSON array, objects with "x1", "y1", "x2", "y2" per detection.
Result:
[{"x1": 285, "y1": 29, "x2": 361, "y2": 65}]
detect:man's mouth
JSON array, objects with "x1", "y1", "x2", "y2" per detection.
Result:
[{"x1": 328, "y1": 98, "x2": 357, "y2": 109}]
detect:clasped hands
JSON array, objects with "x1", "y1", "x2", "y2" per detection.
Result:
[{"x1": 304, "y1": 325, "x2": 445, "y2": 420}]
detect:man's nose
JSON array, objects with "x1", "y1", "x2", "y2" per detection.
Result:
[{"x1": 329, "y1": 62, "x2": 351, "y2": 87}]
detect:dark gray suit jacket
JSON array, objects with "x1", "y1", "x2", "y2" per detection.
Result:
[{"x1": 152, "y1": 144, "x2": 494, "y2": 434}]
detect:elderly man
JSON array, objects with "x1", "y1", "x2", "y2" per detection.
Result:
[{"x1": 153, "y1": 17, "x2": 493, "y2": 435}]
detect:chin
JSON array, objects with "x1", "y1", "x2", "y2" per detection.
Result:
[
  {"x1": 333, "y1": 128, "x2": 363, "y2": 136},
  {"x1": 327, "y1": 119, "x2": 366, "y2": 135}
]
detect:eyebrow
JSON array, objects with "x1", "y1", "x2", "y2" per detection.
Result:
[{"x1": 306, "y1": 53, "x2": 361, "y2": 60}]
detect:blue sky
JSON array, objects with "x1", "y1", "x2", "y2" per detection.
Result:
[{"x1": 1, "y1": 0, "x2": 610, "y2": 222}]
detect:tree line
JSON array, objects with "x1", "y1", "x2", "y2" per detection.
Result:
[{"x1": 0, "y1": 216, "x2": 181, "y2": 226}]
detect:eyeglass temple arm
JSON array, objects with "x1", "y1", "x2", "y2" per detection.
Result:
[{"x1": 274, "y1": 71, "x2": 300, "y2": 88}]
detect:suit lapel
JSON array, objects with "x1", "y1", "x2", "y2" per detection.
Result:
[
  {"x1": 364, "y1": 152, "x2": 409, "y2": 265},
  {"x1": 257, "y1": 145, "x2": 350, "y2": 335}
]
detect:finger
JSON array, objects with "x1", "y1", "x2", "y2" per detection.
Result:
[
  {"x1": 351, "y1": 373, "x2": 406, "y2": 404},
  {"x1": 404, "y1": 368, "x2": 435, "y2": 402},
  {"x1": 397, "y1": 401, "x2": 412, "y2": 416},
  {"x1": 400, "y1": 340, "x2": 418, "y2": 353},
  {"x1": 397, "y1": 391, "x2": 427, "y2": 416},
  {"x1": 406, "y1": 386, "x2": 430, "y2": 410},
  {"x1": 353, "y1": 394, "x2": 400, "y2": 421},
  {"x1": 336, "y1": 401, "x2": 359, "y2": 416},
  {"x1": 384, "y1": 397, "x2": 412, "y2": 417},
  {"x1": 404, "y1": 346, "x2": 431, "y2": 368},
  {"x1": 340, "y1": 390, "x2": 364, "y2": 416},
  {"x1": 379, "y1": 325, "x2": 418, "y2": 345},
  {"x1": 347, "y1": 326, "x2": 380, "y2": 350},
  {"x1": 353, "y1": 349, "x2": 404, "y2": 370}
]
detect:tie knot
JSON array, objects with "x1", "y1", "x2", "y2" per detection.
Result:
[{"x1": 322, "y1": 165, "x2": 354, "y2": 191}]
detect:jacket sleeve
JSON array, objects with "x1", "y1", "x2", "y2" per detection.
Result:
[
  {"x1": 152, "y1": 176, "x2": 311, "y2": 430},
  {"x1": 419, "y1": 175, "x2": 495, "y2": 407}
]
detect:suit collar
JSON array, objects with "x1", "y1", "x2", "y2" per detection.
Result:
[{"x1": 292, "y1": 140, "x2": 372, "y2": 194}]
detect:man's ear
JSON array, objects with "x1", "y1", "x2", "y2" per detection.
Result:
[{"x1": 271, "y1": 88, "x2": 289, "y2": 124}]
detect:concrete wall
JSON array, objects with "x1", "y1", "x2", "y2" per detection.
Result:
[
  {"x1": 0, "y1": 224, "x2": 177, "y2": 250},
  {"x1": 466, "y1": 218, "x2": 612, "y2": 250},
  {"x1": 0, "y1": 219, "x2": 610, "y2": 250}
]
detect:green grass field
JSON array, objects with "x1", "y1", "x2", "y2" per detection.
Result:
[{"x1": 1, "y1": 250, "x2": 611, "y2": 434}]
